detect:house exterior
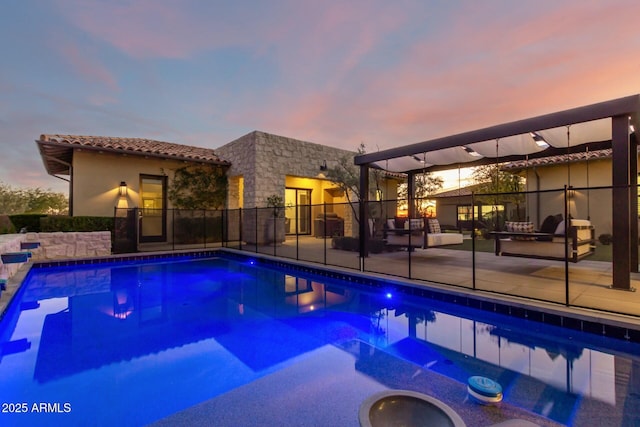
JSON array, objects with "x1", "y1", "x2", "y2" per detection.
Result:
[
  {"x1": 213, "y1": 130, "x2": 401, "y2": 242},
  {"x1": 503, "y1": 148, "x2": 640, "y2": 236},
  {"x1": 37, "y1": 131, "x2": 402, "y2": 245},
  {"x1": 37, "y1": 134, "x2": 230, "y2": 243}
]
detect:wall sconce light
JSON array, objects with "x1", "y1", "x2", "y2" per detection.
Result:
[
  {"x1": 119, "y1": 181, "x2": 127, "y2": 197},
  {"x1": 319, "y1": 160, "x2": 327, "y2": 171}
]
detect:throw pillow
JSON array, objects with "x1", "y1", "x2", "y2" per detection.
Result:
[
  {"x1": 409, "y1": 218, "x2": 423, "y2": 230},
  {"x1": 537, "y1": 215, "x2": 558, "y2": 241},
  {"x1": 427, "y1": 218, "x2": 441, "y2": 233},
  {"x1": 505, "y1": 221, "x2": 535, "y2": 241}
]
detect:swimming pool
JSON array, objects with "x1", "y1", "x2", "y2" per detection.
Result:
[{"x1": 1, "y1": 254, "x2": 639, "y2": 426}]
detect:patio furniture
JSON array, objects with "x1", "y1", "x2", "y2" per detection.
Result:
[
  {"x1": 492, "y1": 218, "x2": 595, "y2": 263},
  {"x1": 384, "y1": 218, "x2": 463, "y2": 250},
  {"x1": 314, "y1": 213, "x2": 344, "y2": 238}
]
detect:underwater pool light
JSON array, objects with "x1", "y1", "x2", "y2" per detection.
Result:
[{"x1": 385, "y1": 292, "x2": 393, "y2": 299}]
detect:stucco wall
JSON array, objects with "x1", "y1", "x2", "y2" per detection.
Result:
[
  {"x1": 72, "y1": 151, "x2": 190, "y2": 216},
  {"x1": 525, "y1": 158, "x2": 614, "y2": 235}
]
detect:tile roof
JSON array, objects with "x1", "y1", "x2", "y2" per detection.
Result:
[
  {"x1": 502, "y1": 148, "x2": 612, "y2": 171},
  {"x1": 37, "y1": 134, "x2": 229, "y2": 176}
]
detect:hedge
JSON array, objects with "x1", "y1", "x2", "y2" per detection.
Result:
[
  {"x1": 8, "y1": 214, "x2": 48, "y2": 232},
  {"x1": 40, "y1": 216, "x2": 115, "y2": 232}
]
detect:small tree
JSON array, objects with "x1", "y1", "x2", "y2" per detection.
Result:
[
  {"x1": 397, "y1": 172, "x2": 444, "y2": 217},
  {"x1": 472, "y1": 163, "x2": 525, "y2": 227},
  {"x1": 325, "y1": 144, "x2": 386, "y2": 234},
  {"x1": 0, "y1": 182, "x2": 68, "y2": 215},
  {"x1": 266, "y1": 194, "x2": 285, "y2": 218},
  {"x1": 325, "y1": 144, "x2": 363, "y2": 223},
  {"x1": 167, "y1": 165, "x2": 228, "y2": 209}
]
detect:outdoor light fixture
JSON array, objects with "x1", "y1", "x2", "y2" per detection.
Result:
[
  {"x1": 119, "y1": 181, "x2": 127, "y2": 197},
  {"x1": 462, "y1": 147, "x2": 481, "y2": 157},
  {"x1": 319, "y1": 160, "x2": 327, "y2": 171},
  {"x1": 530, "y1": 132, "x2": 549, "y2": 148}
]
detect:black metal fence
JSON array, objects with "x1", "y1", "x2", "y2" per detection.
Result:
[{"x1": 113, "y1": 185, "x2": 640, "y2": 318}]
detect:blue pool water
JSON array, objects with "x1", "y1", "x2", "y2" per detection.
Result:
[{"x1": 1, "y1": 255, "x2": 639, "y2": 426}]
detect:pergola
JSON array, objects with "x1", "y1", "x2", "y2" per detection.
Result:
[{"x1": 355, "y1": 94, "x2": 640, "y2": 291}]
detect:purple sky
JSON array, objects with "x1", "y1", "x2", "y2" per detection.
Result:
[{"x1": 2, "y1": 0, "x2": 640, "y2": 193}]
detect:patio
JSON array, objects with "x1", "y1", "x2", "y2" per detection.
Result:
[{"x1": 227, "y1": 235, "x2": 640, "y2": 319}]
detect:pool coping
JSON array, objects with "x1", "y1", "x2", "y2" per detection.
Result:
[
  {"x1": 217, "y1": 249, "x2": 640, "y2": 343},
  {"x1": 2, "y1": 247, "x2": 640, "y2": 344}
]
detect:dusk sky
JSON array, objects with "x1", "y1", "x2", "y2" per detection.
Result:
[{"x1": 2, "y1": 0, "x2": 640, "y2": 194}]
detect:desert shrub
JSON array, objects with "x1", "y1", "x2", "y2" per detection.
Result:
[{"x1": 0, "y1": 215, "x2": 16, "y2": 234}]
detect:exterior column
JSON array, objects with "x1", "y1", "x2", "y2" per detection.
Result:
[
  {"x1": 631, "y1": 132, "x2": 638, "y2": 273},
  {"x1": 611, "y1": 115, "x2": 633, "y2": 290}
]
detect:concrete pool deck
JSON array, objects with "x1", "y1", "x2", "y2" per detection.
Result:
[{"x1": 151, "y1": 342, "x2": 564, "y2": 427}]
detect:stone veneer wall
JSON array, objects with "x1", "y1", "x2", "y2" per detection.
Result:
[
  {"x1": 216, "y1": 131, "x2": 358, "y2": 242},
  {"x1": 24, "y1": 231, "x2": 112, "y2": 260},
  {"x1": 216, "y1": 131, "x2": 356, "y2": 208},
  {"x1": 0, "y1": 232, "x2": 109, "y2": 282}
]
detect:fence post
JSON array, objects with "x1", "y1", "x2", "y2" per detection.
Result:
[
  {"x1": 471, "y1": 192, "x2": 476, "y2": 290},
  {"x1": 564, "y1": 186, "x2": 569, "y2": 306},
  {"x1": 239, "y1": 208, "x2": 243, "y2": 251},
  {"x1": 202, "y1": 209, "x2": 206, "y2": 249},
  {"x1": 323, "y1": 202, "x2": 327, "y2": 265}
]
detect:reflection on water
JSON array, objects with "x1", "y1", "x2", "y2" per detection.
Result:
[{"x1": 0, "y1": 257, "x2": 639, "y2": 426}]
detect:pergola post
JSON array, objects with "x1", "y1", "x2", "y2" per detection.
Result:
[
  {"x1": 611, "y1": 115, "x2": 633, "y2": 290},
  {"x1": 631, "y1": 133, "x2": 638, "y2": 273},
  {"x1": 359, "y1": 164, "x2": 370, "y2": 261},
  {"x1": 407, "y1": 172, "x2": 416, "y2": 218}
]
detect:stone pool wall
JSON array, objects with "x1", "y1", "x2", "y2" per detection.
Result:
[
  {"x1": 0, "y1": 232, "x2": 112, "y2": 280},
  {"x1": 23, "y1": 231, "x2": 112, "y2": 260}
]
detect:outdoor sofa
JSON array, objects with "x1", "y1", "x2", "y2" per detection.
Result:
[
  {"x1": 384, "y1": 217, "x2": 464, "y2": 250},
  {"x1": 493, "y1": 216, "x2": 595, "y2": 263}
]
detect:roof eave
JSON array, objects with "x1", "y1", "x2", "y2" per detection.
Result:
[{"x1": 35, "y1": 139, "x2": 230, "y2": 174}]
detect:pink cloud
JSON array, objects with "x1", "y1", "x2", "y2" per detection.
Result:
[
  {"x1": 55, "y1": 41, "x2": 119, "y2": 97},
  {"x1": 54, "y1": 0, "x2": 276, "y2": 59},
  {"x1": 51, "y1": 0, "x2": 640, "y2": 155}
]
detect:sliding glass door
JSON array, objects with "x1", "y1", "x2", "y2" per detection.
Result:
[{"x1": 285, "y1": 188, "x2": 312, "y2": 235}]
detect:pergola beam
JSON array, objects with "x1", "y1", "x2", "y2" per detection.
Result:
[{"x1": 355, "y1": 94, "x2": 640, "y2": 165}]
